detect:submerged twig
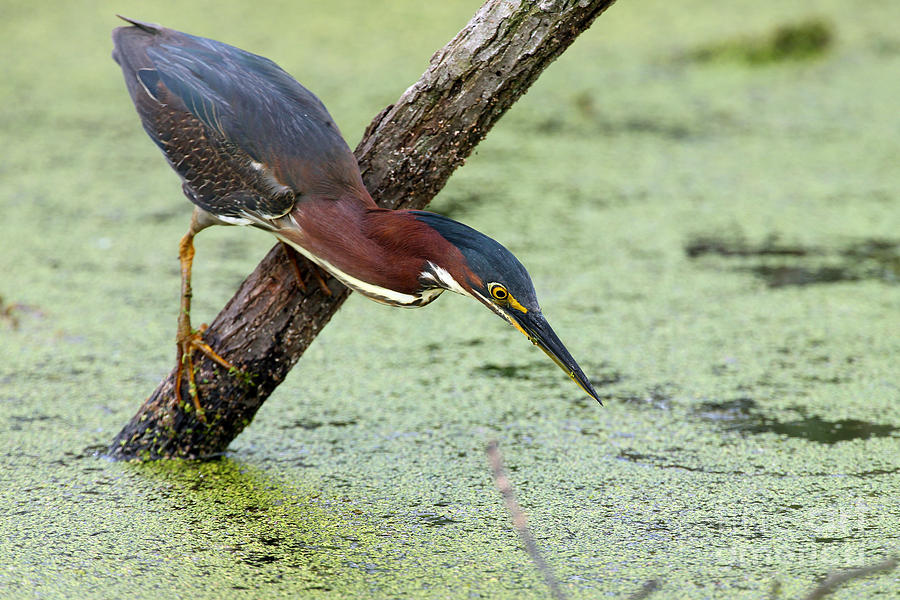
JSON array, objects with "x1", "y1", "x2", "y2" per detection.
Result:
[
  {"x1": 486, "y1": 440, "x2": 568, "y2": 600},
  {"x1": 801, "y1": 555, "x2": 898, "y2": 600},
  {"x1": 0, "y1": 296, "x2": 42, "y2": 329},
  {"x1": 1, "y1": 295, "x2": 21, "y2": 329}
]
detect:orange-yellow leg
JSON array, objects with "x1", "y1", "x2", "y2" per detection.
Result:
[
  {"x1": 280, "y1": 241, "x2": 308, "y2": 292},
  {"x1": 280, "y1": 241, "x2": 332, "y2": 296},
  {"x1": 310, "y1": 263, "x2": 333, "y2": 297},
  {"x1": 174, "y1": 224, "x2": 238, "y2": 421}
]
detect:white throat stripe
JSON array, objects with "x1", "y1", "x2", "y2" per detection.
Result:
[
  {"x1": 425, "y1": 262, "x2": 470, "y2": 297},
  {"x1": 277, "y1": 236, "x2": 423, "y2": 306}
]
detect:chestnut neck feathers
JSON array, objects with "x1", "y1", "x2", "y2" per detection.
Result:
[{"x1": 273, "y1": 199, "x2": 475, "y2": 307}]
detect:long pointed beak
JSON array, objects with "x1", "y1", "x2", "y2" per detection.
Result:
[{"x1": 511, "y1": 310, "x2": 602, "y2": 404}]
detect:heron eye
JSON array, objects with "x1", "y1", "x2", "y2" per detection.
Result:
[{"x1": 489, "y1": 283, "x2": 509, "y2": 301}]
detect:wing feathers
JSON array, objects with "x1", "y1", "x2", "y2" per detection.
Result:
[{"x1": 113, "y1": 18, "x2": 368, "y2": 200}]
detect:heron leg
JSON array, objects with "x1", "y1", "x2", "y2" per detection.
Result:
[
  {"x1": 279, "y1": 241, "x2": 332, "y2": 296},
  {"x1": 280, "y1": 241, "x2": 307, "y2": 292},
  {"x1": 174, "y1": 209, "x2": 239, "y2": 421},
  {"x1": 310, "y1": 264, "x2": 333, "y2": 297}
]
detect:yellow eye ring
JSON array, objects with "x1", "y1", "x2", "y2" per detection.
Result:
[{"x1": 489, "y1": 283, "x2": 508, "y2": 301}]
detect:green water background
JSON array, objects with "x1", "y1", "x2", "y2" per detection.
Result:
[{"x1": 1, "y1": 1, "x2": 899, "y2": 598}]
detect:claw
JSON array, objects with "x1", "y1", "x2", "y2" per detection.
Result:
[{"x1": 174, "y1": 324, "x2": 237, "y2": 422}]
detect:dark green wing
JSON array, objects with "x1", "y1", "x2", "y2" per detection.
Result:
[{"x1": 113, "y1": 18, "x2": 367, "y2": 220}]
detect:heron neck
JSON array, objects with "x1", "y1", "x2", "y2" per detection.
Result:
[{"x1": 276, "y1": 203, "x2": 458, "y2": 305}]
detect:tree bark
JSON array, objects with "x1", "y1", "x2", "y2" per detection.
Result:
[{"x1": 108, "y1": 0, "x2": 618, "y2": 460}]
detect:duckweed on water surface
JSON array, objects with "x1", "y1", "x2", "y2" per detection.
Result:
[
  {"x1": 687, "y1": 18, "x2": 834, "y2": 65},
  {"x1": 2, "y1": 1, "x2": 899, "y2": 598}
]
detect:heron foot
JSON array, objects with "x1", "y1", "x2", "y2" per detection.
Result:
[
  {"x1": 280, "y1": 242, "x2": 332, "y2": 296},
  {"x1": 174, "y1": 323, "x2": 238, "y2": 422},
  {"x1": 309, "y1": 264, "x2": 333, "y2": 296}
]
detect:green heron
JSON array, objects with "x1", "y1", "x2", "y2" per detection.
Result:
[{"x1": 112, "y1": 17, "x2": 601, "y2": 415}]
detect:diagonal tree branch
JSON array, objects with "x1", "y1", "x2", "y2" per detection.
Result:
[{"x1": 108, "y1": 0, "x2": 618, "y2": 460}]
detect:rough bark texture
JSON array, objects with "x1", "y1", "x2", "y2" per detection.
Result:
[{"x1": 109, "y1": 0, "x2": 617, "y2": 460}]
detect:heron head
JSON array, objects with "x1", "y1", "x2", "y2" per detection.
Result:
[{"x1": 412, "y1": 211, "x2": 601, "y2": 404}]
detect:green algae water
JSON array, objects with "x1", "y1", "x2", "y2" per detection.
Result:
[{"x1": 2, "y1": 1, "x2": 899, "y2": 598}]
